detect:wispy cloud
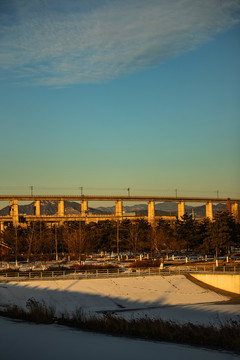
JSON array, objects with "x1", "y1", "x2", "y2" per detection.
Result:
[{"x1": 0, "y1": 0, "x2": 239, "y2": 86}]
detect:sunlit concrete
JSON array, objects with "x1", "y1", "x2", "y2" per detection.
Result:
[
  {"x1": 190, "y1": 273, "x2": 240, "y2": 294},
  {"x1": 231, "y1": 202, "x2": 238, "y2": 219},
  {"x1": 115, "y1": 200, "x2": 123, "y2": 219},
  {"x1": 58, "y1": 200, "x2": 64, "y2": 217},
  {"x1": 148, "y1": 200, "x2": 155, "y2": 225},
  {"x1": 34, "y1": 200, "x2": 40, "y2": 216},
  {"x1": 178, "y1": 201, "x2": 185, "y2": 220},
  {"x1": 206, "y1": 201, "x2": 213, "y2": 220},
  {"x1": 81, "y1": 200, "x2": 88, "y2": 216}
]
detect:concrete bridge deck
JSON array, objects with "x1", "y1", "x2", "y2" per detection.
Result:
[{"x1": 0, "y1": 194, "x2": 239, "y2": 228}]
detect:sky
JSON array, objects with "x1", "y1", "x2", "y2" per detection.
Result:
[{"x1": 0, "y1": 0, "x2": 240, "y2": 199}]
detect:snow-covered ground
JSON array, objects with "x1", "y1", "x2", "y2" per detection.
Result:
[
  {"x1": 0, "y1": 275, "x2": 239, "y2": 324},
  {"x1": 0, "y1": 316, "x2": 238, "y2": 360}
]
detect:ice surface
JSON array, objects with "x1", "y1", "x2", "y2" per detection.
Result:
[{"x1": 0, "y1": 316, "x2": 237, "y2": 360}]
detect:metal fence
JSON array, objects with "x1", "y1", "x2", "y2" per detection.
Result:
[{"x1": 0, "y1": 265, "x2": 240, "y2": 282}]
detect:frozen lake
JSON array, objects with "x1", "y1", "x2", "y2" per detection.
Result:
[{"x1": 0, "y1": 316, "x2": 237, "y2": 360}]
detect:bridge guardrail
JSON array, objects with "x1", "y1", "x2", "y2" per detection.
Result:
[{"x1": 0, "y1": 265, "x2": 240, "y2": 282}]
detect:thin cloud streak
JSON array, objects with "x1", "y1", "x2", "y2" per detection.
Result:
[{"x1": 0, "y1": 0, "x2": 239, "y2": 86}]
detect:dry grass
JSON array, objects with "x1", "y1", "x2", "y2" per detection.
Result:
[{"x1": 1, "y1": 299, "x2": 240, "y2": 354}]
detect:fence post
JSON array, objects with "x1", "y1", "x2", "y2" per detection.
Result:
[
  {"x1": 117, "y1": 268, "x2": 119, "y2": 277},
  {"x1": 52, "y1": 271, "x2": 54, "y2": 279},
  {"x1": 96, "y1": 269, "x2": 98, "y2": 278},
  {"x1": 41, "y1": 272, "x2": 42, "y2": 280},
  {"x1": 107, "y1": 269, "x2": 109, "y2": 277},
  {"x1": 18, "y1": 272, "x2": 19, "y2": 281}
]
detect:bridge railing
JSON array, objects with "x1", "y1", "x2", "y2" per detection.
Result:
[{"x1": 0, "y1": 265, "x2": 240, "y2": 282}]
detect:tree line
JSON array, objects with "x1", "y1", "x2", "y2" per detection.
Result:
[{"x1": 0, "y1": 211, "x2": 239, "y2": 263}]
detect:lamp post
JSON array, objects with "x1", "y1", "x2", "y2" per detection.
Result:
[{"x1": 117, "y1": 221, "x2": 119, "y2": 258}]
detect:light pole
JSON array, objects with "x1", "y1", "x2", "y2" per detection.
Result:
[
  {"x1": 55, "y1": 226, "x2": 58, "y2": 261},
  {"x1": 117, "y1": 221, "x2": 119, "y2": 257}
]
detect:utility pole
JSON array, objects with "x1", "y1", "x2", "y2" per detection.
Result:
[
  {"x1": 30, "y1": 186, "x2": 33, "y2": 196},
  {"x1": 127, "y1": 188, "x2": 130, "y2": 197},
  {"x1": 15, "y1": 226, "x2": 18, "y2": 267},
  {"x1": 55, "y1": 226, "x2": 58, "y2": 261},
  {"x1": 117, "y1": 221, "x2": 119, "y2": 257},
  {"x1": 175, "y1": 188, "x2": 178, "y2": 198}
]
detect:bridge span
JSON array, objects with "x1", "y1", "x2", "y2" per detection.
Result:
[{"x1": 0, "y1": 195, "x2": 239, "y2": 228}]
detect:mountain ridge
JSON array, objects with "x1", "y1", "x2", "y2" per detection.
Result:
[{"x1": 0, "y1": 200, "x2": 227, "y2": 217}]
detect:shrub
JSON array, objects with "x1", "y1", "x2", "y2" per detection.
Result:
[
  {"x1": 25, "y1": 297, "x2": 55, "y2": 323},
  {"x1": 129, "y1": 260, "x2": 162, "y2": 268}
]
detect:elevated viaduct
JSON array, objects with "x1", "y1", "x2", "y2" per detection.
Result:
[{"x1": 0, "y1": 195, "x2": 239, "y2": 229}]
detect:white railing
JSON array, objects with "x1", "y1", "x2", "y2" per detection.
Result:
[{"x1": 0, "y1": 265, "x2": 239, "y2": 282}]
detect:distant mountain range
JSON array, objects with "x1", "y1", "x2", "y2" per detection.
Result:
[{"x1": 0, "y1": 200, "x2": 227, "y2": 218}]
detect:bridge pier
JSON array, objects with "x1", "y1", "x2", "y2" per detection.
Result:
[
  {"x1": 148, "y1": 200, "x2": 155, "y2": 225},
  {"x1": 58, "y1": 200, "x2": 64, "y2": 217},
  {"x1": 34, "y1": 200, "x2": 40, "y2": 216},
  {"x1": 81, "y1": 200, "x2": 88, "y2": 217},
  {"x1": 178, "y1": 201, "x2": 185, "y2": 220},
  {"x1": 231, "y1": 202, "x2": 239, "y2": 219},
  {"x1": 206, "y1": 201, "x2": 213, "y2": 220},
  {"x1": 10, "y1": 200, "x2": 19, "y2": 226},
  {"x1": 0, "y1": 222, "x2": 4, "y2": 232},
  {"x1": 115, "y1": 200, "x2": 123, "y2": 219}
]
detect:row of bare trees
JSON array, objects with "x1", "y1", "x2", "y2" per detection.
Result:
[{"x1": 0, "y1": 211, "x2": 239, "y2": 263}]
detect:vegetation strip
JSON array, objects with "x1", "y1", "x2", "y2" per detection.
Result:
[
  {"x1": 1, "y1": 298, "x2": 240, "y2": 355},
  {"x1": 1, "y1": 211, "x2": 239, "y2": 265}
]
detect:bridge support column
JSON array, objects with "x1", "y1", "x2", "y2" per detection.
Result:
[
  {"x1": 231, "y1": 202, "x2": 239, "y2": 219},
  {"x1": 58, "y1": 200, "x2": 64, "y2": 217},
  {"x1": 178, "y1": 201, "x2": 185, "y2": 220},
  {"x1": 148, "y1": 200, "x2": 155, "y2": 225},
  {"x1": 0, "y1": 222, "x2": 4, "y2": 232},
  {"x1": 206, "y1": 201, "x2": 213, "y2": 220},
  {"x1": 81, "y1": 200, "x2": 88, "y2": 217},
  {"x1": 115, "y1": 200, "x2": 123, "y2": 219},
  {"x1": 34, "y1": 200, "x2": 41, "y2": 216},
  {"x1": 10, "y1": 200, "x2": 19, "y2": 227}
]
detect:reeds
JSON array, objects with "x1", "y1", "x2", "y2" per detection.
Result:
[{"x1": 1, "y1": 299, "x2": 240, "y2": 354}]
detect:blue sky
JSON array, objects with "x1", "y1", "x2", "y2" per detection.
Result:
[{"x1": 0, "y1": 0, "x2": 240, "y2": 198}]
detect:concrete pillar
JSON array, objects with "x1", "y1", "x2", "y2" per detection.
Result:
[
  {"x1": 0, "y1": 222, "x2": 4, "y2": 232},
  {"x1": 231, "y1": 202, "x2": 239, "y2": 219},
  {"x1": 58, "y1": 200, "x2": 64, "y2": 217},
  {"x1": 115, "y1": 200, "x2": 123, "y2": 219},
  {"x1": 81, "y1": 200, "x2": 88, "y2": 216},
  {"x1": 10, "y1": 200, "x2": 18, "y2": 226},
  {"x1": 148, "y1": 200, "x2": 155, "y2": 225},
  {"x1": 178, "y1": 201, "x2": 185, "y2": 220},
  {"x1": 206, "y1": 201, "x2": 213, "y2": 220},
  {"x1": 34, "y1": 200, "x2": 41, "y2": 216}
]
